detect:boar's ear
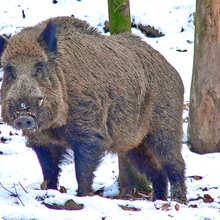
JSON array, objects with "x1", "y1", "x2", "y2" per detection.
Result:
[
  {"x1": 0, "y1": 36, "x2": 7, "y2": 67},
  {"x1": 0, "y1": 35, "x2": 7, "y2": 57},
  {"x1": 39, "y1": 22, "x2": 57, "y2": 56}
]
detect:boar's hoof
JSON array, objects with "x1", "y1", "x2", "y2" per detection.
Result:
[{"x1": 14, "y1": 115, "x2": 35, "y2": 129}]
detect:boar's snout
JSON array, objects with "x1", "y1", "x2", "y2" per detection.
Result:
[
  {"x1": 14, "y1": 114, "x2": 35, "y2": 129},
  {"x1": 6, "y1": 97, "x2": 44, "y2": 130}
]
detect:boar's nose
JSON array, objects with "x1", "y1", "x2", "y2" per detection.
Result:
[{"x1": 14, "y1": 115, "x2": 35, "y2": 129}]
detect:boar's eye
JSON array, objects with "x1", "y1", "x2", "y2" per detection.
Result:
[
  {"x1": 34, "y1": 61, "x2": 45, "y2": 76},
  {"x1": 3, "y1": 65, "x2": 16, "y2": 80}
]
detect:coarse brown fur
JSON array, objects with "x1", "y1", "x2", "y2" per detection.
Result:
[{"x1": 0, "y1": 16, "x2": 186, "y2": 203}]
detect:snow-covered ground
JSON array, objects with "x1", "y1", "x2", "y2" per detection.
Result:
[{"x1": 0, "y1": 0, "x2": 220, "y2": 219}]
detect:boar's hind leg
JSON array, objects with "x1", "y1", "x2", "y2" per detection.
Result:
[
  {"x1": 126, "y1": 140, "x2": 168, "y2": 201},
  {"x1": 32, "y1": 144, "x2": 66, "y2": 189},
  {"x1": 145, "y1": 131, "x2": 187, "y2": 203},
  {"x1": 163, "y1": 151, "x2": 187, "y2": 204},
  {"x1": 73, "y1": 143, "x2": 105, "y2": 196}
]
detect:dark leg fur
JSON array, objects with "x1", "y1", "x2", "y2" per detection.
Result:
[
  {"x1": 164, "y1": 153, "x2": 187, "y2": 203},
  {"x1": 126, "y1": 141, "x2": 168, "y2": 201},
  {"x1": 73, "y1": 142, "x2": 105, "y2": 196},
  {"x1": 142, "y1": 131, "x2": 187, "y2": 203},
  {"x1": 150, "y1": 130, "x2": 187, "y2": 203},
  {"x1": 32, "y1": 144, "x2": 66, "y2": 189}
]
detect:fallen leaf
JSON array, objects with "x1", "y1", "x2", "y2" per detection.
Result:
[
  {"x1": 136, "y1": 191, "x2": 152, "y2": 200},
  {"x1": 89, "y1": 192, "x2": 95, "y2": 196},
  {"x1": 161, "y1": 203, "x2": 170, "y2": 211},
  {"x1": 59, "y1": 186, "x2": 67, "y2": 193},
  {"x1": 189, "y1": 204, "x2": 198, "y2": 208},
  {"x1": 94, "y1": 187, "x2": 104, "y2": 196},
  {"x1": 176, "y1": 49, "x2": 187, "y2": 52},
  {"x1": 200, "y1": 187, "x2": 208, "y2": 191},
  {"x1": 147, "y1": 192, "x2": 153, "y2": 198},
  {"x1": 203, "y1": 194, "x2": 214, "y2": 203},
  {"x1": 175, "y1": 203, "x2": 180, "y2": 211},
  {"x1": 119, "y1": 205, "x2": 141, "y2": 211},
  {"x1": 189, "y1": 175, "x2": 203, "y2": 180},
  {"x1": 9, "y1": 131, "x2": 13, "y2": 136},
  {"x1": 0, "y1": 137, "x2": 8, "y2": 143}
]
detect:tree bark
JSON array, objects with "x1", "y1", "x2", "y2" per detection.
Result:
[
  {"x1": 188, "y1": 0, "x2": 220, "y2": 153},
  {"x1": 108, "y1": 0, "x2": 131, "y2": 34},
  {"x1": 118, "y1": 154, "x2": 151, "y2": 196}
]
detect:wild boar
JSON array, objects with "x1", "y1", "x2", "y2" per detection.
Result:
[{"x1": 0, "y1": 16, "x2": 186, "y2": 203}]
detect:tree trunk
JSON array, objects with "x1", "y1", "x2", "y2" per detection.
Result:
[
  {"x1": 188, "y1": 0, "x2": 220, "y2": 153},
  {"x1": 108, "y1": 0, "x2": 131, "y2": 34},
  {"x1": 108, "y1": 0, "x2": 151, "y2": 196}
]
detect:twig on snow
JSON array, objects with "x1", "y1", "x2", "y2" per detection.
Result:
[
  {"x1": 18, "y1": 181, "x2": 28, "y2": 193},
  {"x1": 0, "y1": 182, "x2": 25, "y2": 206},
  {"x1": 14, "y1": 183, "x2": 25, "y2": 206}
]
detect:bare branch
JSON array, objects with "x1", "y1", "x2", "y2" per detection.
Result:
[
  {"x1": 18, "y1": 181, "x2": 28, "y2": 193},
  {"x1": 0, "y1": 182, "x2": 25, "y2": 206},
  {"x1": 14, "y1": 183, "x2": 25, "y2": 206}
]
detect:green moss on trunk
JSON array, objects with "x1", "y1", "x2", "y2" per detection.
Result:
[{"x1": 108, "y1": 0, "x2": 131, "y2": 34}]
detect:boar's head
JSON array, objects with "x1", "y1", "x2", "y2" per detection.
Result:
[{"x1": 0, "y1": 22, "x2": 67, "y2": 132}]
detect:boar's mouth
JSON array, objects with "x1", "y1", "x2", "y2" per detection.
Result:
[{"x1": 14, "y1": 112, "x2": 35, "y2": 130}]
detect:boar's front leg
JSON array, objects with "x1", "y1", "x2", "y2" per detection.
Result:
[
  {"x1": 73, "y1": 142, "x2": 105, "y2": 196},
  {"x1": 32, "y1": 144, "x2": 66, "y2": 189}
]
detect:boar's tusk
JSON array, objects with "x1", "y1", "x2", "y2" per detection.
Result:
[{"x1": 39, "y1": 98, "x2": 44, "y2": 107}]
